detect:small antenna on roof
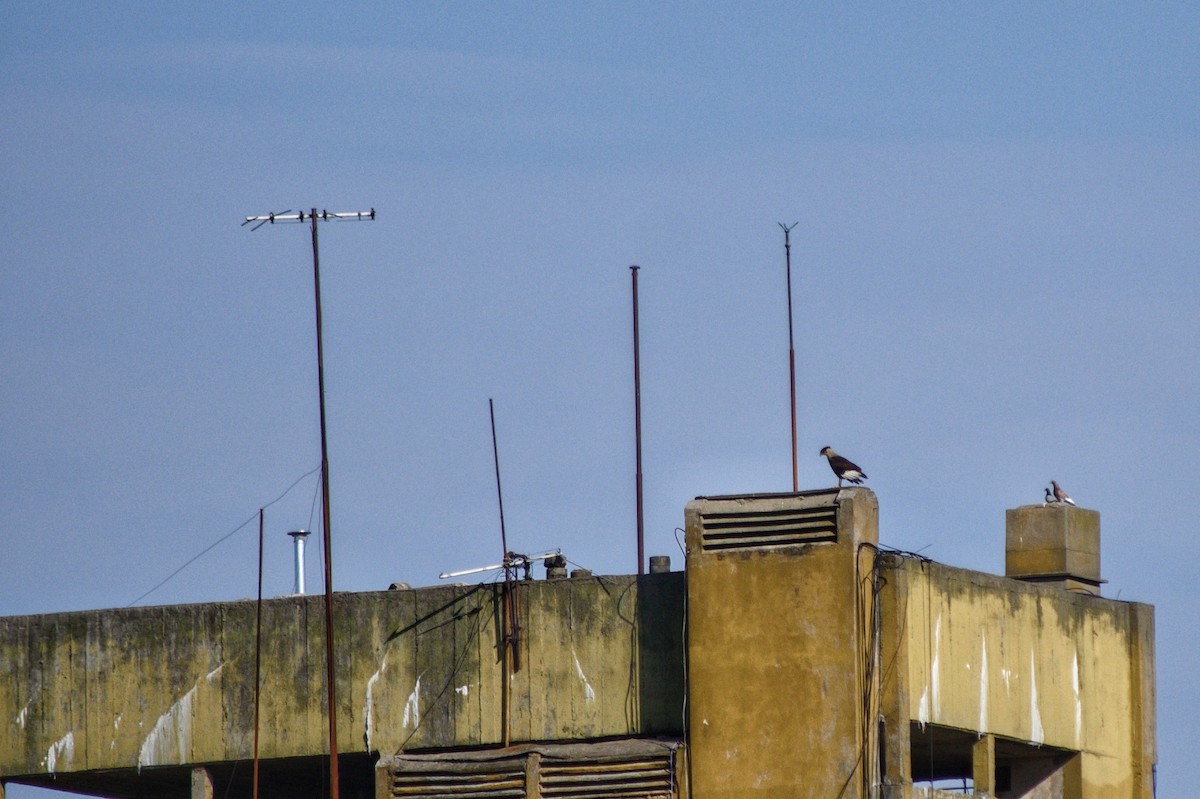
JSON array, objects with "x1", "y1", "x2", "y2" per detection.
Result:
[
  {"x1": 240, "y1": 205, "x2": 374, "y2": 799},
  {"x1": 779, "y1": 221, "x2": 800, "y2": 492}
]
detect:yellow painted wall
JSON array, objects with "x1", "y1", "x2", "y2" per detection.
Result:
[
  {"x1": 0, "y1": 575, "x2": 684, "y2": 783},
  {"x1": 684, "y1": 488, "x2": 879, "y2": 798},
  {"x1": 899, "y1": 561, "x2": 1154, "y2": 797}
]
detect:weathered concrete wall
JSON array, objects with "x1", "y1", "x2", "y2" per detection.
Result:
[
  {"x1": 896, "y1": 559, "x2": 1155, "y2": 798},
  {"x1": 0, "y1": 574, "x2": 684, "y2": 784},
  {"x1": 684, "y1": 487, "x2": 879, "y2": 798}
]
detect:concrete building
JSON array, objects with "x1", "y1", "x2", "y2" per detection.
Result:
[{"x1": 0, "y1": 488, "x2": 1155, "y2": 798}]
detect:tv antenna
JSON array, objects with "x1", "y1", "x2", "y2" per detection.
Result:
[
  {"x1": 241, "y1": 206, "x2": 374, "y2": 799},
  {"x1": 779, "y1": 221, "x2": 800, "y2": 492}
]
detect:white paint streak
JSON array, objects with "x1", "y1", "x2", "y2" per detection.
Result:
[
  {"x1": 455, "y1": 685, "x2": 469, "y2": 697},
  {"x1": 44, "y1": 731, "x2": 75, "y2": 774},
  {"x1": 1029, "y1": 651, "x2": 1044, "y2": 745},
  {"x1": 978, "y1": 638, "x2": 988, "y2": 733},
  {"x1": 16, "y1": 701, "x2": 31, "y2": 729},
  {"x1": 137, "y1": 663, "x2": 225, "y2": 772},
  {"x1": 916, "y1": 687, "x2": 929, "y2": 729},
  {"x1": 363, "y1": 650, "x2": 389, "y2": 752},
  {"x1": 931, "y1": 613, "x2": 942, "y2": 720},
  {"x1": 1001, "y1": 668, "x2": 1012, "y2": 692},
  {"x1": 572, "y1": 650, "x2": 596, "y2": 703},
  {"x1": 402, "y1": 675, "x2": 423, "y2": 729},
  {"x1": 1072, "y1": 650, "x2": 1082, "y2": 748}
]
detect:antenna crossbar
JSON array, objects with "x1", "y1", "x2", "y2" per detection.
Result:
[
  {"x1": 439, "y1": 549, "x2": 562, "y2": 580},
  {"x1": 242, "y1": 208, "x2": 376, "y2": 231}
]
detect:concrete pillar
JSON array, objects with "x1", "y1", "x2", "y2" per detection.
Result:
[
  {"x1": 684, "y1": 487, "x2": 879, "y2": 797},
  {"x1": 972, "y1": 734, "x2": 995, "y2": 797},
  {"x1": 191, "y1": 767, "x2": 214, "y2": 799}
]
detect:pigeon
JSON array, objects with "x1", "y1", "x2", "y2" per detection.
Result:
[
  {"x1": 819, "y1": 446, "x2": 867, "y2": 487},
  {"x1": 1050, "y1": 480, "x2": 1076, "y2": 506},
  {"x1": 1043, "y1": 487, "x2": 1058, "y2": 506}
]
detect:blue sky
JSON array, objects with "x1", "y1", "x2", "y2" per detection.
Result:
[{"x1": 3, "y1": 3, "x2": 1197, "y2": 794}]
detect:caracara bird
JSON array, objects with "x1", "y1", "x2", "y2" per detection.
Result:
[
  {"x1": 1043, "y1": 487, "x2": 1057, "y2": 506},
  {"x1": 1050, "y1": 480, "x2": 1076, "y2": 506},
  {"x1": 819, "y1": 446, "x2": 867, "y2": 487}
]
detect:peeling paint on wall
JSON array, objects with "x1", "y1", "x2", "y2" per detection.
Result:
[
  {"x1": 572, "y1": 650, "x2": 596, "y2": 703},
  {"x1": 978, "y1": 638, "x2": 988, "y2": 733},
  {"x1": 15, "y1": 699, "x2": 33, "y2": 730},
  {"x1": 43, "y1": 731, "x2": 74, "y2": 774},
  {"x1": 455, "y1": 685, "x2": 469, "y2": 697},
  {"x1": 363, "y1": 650, "x2": 389, "y2": 752},
  {"x1": 1072, "y1": 650, "x2": 1081, "y2": 748},
  {"x1": 1028, "y1": 651, "x2": 1044, "y2": 745},
  {"x1": 931, "y1": 613, "x2": 941, "y2": 720},
  {"x1": 137, "y1": 663, "x2": 224, "y2": 772},
  {"x1": 402, "y1": 674, "x2": 423, "y2": 729}
]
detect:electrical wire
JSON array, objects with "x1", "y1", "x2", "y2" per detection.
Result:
[{"x1": 126, "y1": 464, "x2": 322, "y2": 607}]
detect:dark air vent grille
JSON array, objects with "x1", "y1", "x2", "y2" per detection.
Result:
[
  {"x1": 540, "y1": 755, "x2": 673, "y2": 797},
  {"x1": 384, "y1": 743, "x2": 678, "y2": 799},
  {"x1": 700, "y1": 503, "x2": 837, "y2": 551},
  {"x1": 389, "y1": 762, "x2": 525, "y2": 798}
]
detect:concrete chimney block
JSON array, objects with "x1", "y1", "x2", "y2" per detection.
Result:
[{"x1": 1005, "y1": 504, "x2": 1102, "y2": 594}]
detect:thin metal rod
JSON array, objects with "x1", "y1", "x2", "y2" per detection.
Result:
[
  {"x1": 489, "y1": 398, "x2": 512, "y2": 747},
  {"x1": 311, "y1": 209, "x2": 340, "y2": 799},
  {"x1": 780, "y1": 222, "x2": 799, "y2": 492},
  {"x1": 630, "y1": 266, "x2": 644, "y2": 576},
  {"x1": 252, "y1": 509, "x2": 264, "y2": 799},
  {"x1": 242, "y1": 206, "x2": 373, "y2": 799},
  {"x1": 490, "y1": 399, "x2": 509, "y2": 559}
]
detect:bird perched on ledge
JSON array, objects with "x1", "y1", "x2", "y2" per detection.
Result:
[
  {"x1": 1043, "y1": 487, "x2": 1057, "y2": 506},
  {"x1": 1051, "y1": 480, "x2": 1076, "y2": 506},
  {"x1": 820, "y1": 446, "x2": 867, "y2": 487}
]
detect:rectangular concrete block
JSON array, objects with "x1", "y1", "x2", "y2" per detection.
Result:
[{"x1": 1005, "y1": 504, "x2": 1101, "y2": 589}]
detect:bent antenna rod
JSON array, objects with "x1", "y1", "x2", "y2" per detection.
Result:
[{"x1": 242, "y1": 206, "x2": 374, "y2": 799}]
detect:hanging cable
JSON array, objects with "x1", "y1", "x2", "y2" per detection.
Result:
[{"x1": 126, "y1": 464, "x2": 321, "y2": 607}]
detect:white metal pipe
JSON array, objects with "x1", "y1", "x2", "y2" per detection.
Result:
[{"x1": 288, "y1": 530, "x2": 311, "y2": 594}]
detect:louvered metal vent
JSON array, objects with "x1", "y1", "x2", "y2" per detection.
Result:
[
  {"x1": 540, "y1": 755, "x2": 673, "y2": 797},
  {"x1": 383, "y1": 741, "x2": 679, "y2": 799},
  {"x1": 388, "y1": 760, "x2": 525, "y2": 799},
  {"x1": 699, "y1": 495, "x2": 838, "y2": 551}
]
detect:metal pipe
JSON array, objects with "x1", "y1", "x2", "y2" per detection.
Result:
[
  {"x1": 631, "y1": 266, "x2": 645, "y2": 575},
  {"x1": 288, "y1": 530, "x2": 311, "y2": 594}
]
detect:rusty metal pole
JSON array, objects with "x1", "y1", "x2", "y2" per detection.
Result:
[
  {"x1": 310, "y1": 209, "x2": 340, "y2": 799},
  {"x1": 241, "y1": 207, "x2": 373, "y2": 799},
  {"x1": 252, "y1": 509, "x2": 263, "y2": 799},
  {"x1": 631, "y1": 266, "x2": 645, "y2": 575},
  {"x1": 780, "y1": 223, "x2": 799, "y2": 492},
  {"x1": 489, "y1": 399, "x2": 512, "y2": 747}
]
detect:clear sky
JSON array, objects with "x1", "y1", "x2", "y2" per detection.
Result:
[{"x1": 3, "y1": 3, "x2": 1196, "y2": 794}]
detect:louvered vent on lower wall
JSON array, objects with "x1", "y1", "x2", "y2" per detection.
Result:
[
  {"x1": 540, "y1": 755, "x2": 674, "y2": 797},
  {"x1": 699, "y1": 495, "x2": 838, "y2": 551},
  {"x1": 382, "y1": 741, "x2": 680, "y2": 799},
  {"x1": 388, "y1": 759, "x2": 525, "y2": 798}
]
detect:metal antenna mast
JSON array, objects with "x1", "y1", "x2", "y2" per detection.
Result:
[
  {"x1": 779, "y1": 222, "x2": 799, "y2": 492},
  {"x1": 242, "y1": 207, "x2": 374, "y2": 799},
  {"x1": 630, "y1": 266, "x2": 645, "y2": 575},
  {"x1": 489, "y1": 398, "x2": 516, "y2": 747}
]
